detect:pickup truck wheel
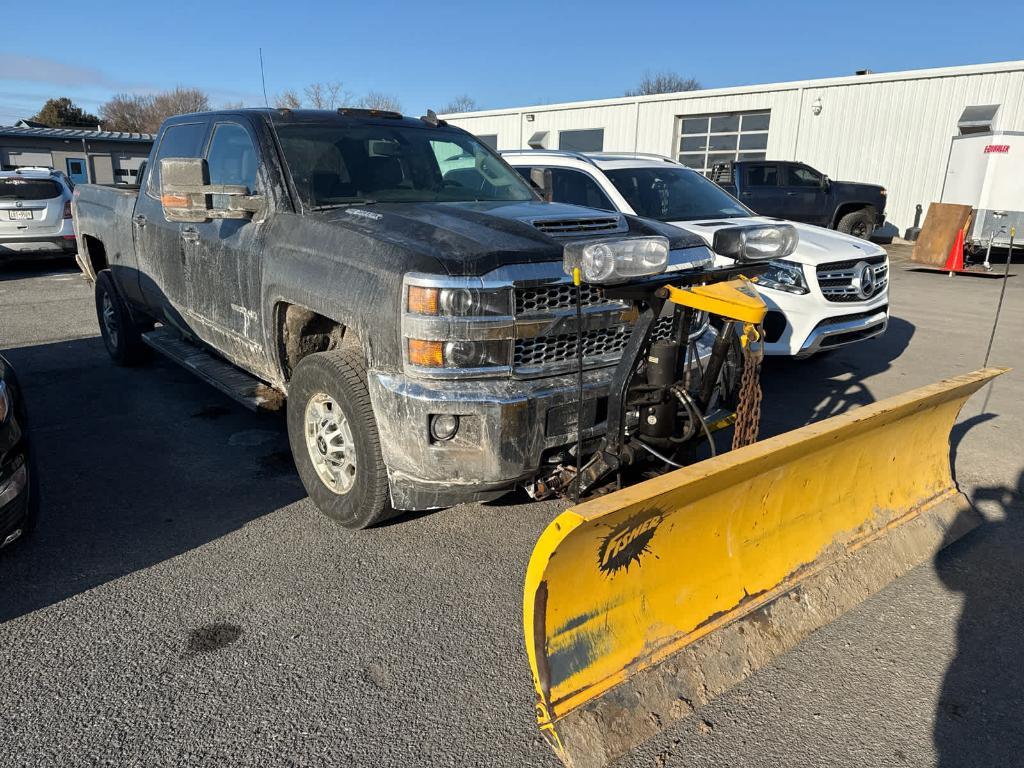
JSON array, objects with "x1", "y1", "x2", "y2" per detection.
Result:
[
  {"x1": 286, "y1": 349, "x2": 395, "y2": 529},
  {"x1": 837, "y1": 209, "x2": 874, "y2": 239},
  {"x1": 95, "y1": 271, "x2": 149, "y2": 366}
]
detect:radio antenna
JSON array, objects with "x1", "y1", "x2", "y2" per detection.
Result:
[{"x1": 259, "y1": 48, "x2": 269, "y2": 107}]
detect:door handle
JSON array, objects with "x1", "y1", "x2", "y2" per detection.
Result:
[
  {"x1": 133, "y1": 214, "x2": 147, "y2": 226},
  {"x1": 180, "y1": 227, "x2": 200, "y2": 243},
  {"x1": 740, "y1": 191, "x2": 752, "y2": 197},
  {"x1": 785, "y1": 192, "x2": 797, "y2": 196}
]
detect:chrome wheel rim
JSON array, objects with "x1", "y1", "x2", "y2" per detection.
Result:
[
  {"x1": 101, "y1": 291, "x2": 119, "y2": 348},
  {"x1": 304, "y1": 393, "x2": 357, "y2": 495}
]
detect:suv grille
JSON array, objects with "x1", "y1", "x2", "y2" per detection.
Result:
[
  {"x1": 816, "y1": 254, "x2": 888, "y2": 303},
  {"x1": 529, "y1": 216, "x2": 625, "y2": 237}
]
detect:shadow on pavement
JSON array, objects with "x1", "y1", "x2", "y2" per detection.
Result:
[
  {"x1": 0, "y1": 336, "x2": 305, "y2": 623},
  {"x1": 933, "y1": 469, "x2": 1024, "y2": 767},
  {"x1": 0, "y1": 256, "x2": 79, "y2": 281},
  {"x1": 758, "y1": 315, "x2": 915, "y2": 437}
]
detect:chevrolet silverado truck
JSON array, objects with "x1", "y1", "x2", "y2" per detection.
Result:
[
  {"x1": 504, "y1": 151, "x2": 888, "y2": 358},
  {"x1": 709, "y1": 160, "x2": 886, "y2": 239},
  {"x1": 72, "y1": 108, "x2": 744, "y2": 528}
]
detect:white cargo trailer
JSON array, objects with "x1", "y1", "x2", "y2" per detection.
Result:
[{"x1": 941, "y1": 131, "x2": 1024, "y2": 248}]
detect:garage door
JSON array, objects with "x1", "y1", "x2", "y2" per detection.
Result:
[
  {"x1": 2, "y1": 149, "x2": 54, "y2": 170},
  {"x1": 112, "y1": 154, "x2": 146, "y2": 185}
]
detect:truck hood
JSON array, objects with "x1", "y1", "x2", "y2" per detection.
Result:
[
  {"x1": 316, "y1": 200, "x2": 704, "y2": 276},
  {"x1": 669, "y1": 216, "x2": 886, "y2": 266}
]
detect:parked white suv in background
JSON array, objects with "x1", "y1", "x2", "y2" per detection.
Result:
[
  {"x1": 503, "y1": 151, "x2": 889, "y2": 357},
  {"x1": 0, "y1": 168, "x2": 77, "y2": 260}
]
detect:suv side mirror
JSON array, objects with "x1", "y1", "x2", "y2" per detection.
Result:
[
  {"x1": 530, "y1": 167, "x2": 553, "y2": 202},
  {"x1": 160, "y1": 157, "x2": 264, "y2": 223}
]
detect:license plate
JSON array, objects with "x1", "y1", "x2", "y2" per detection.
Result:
[{"x1": 8, "y1": 210, "x2": 33, "y2": 220}]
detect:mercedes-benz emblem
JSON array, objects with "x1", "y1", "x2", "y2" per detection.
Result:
[{"x1": 852, "y1": 261, "x2": 876, "y2": 299}]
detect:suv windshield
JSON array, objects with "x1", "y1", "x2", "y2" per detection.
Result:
[
  {"x1": 274, "y1": 124, "x2": 535, "y2": 209},
  {"x1": 604, "y1": 167, "x2": 750, "y2": 222},
  {"x1": 0, "y1": 178, "x2": 63, "y2": 200}
]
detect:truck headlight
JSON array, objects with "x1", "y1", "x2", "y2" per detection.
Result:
[
  {"x1": 751, "y1": 260, "x2": 809, "y2": 294},
  {"x1": 712, "y1": 224, "x2": 798, "y2": 263},
  {"x1": 563, "y1": 237, "x2": 669, "y2": 284},
  {"x1": 407, "y1": 285, "x2": 511, "y2": 316},
  {"x1": 407, "y1": 338, "x2": 512, "y2": 369}
]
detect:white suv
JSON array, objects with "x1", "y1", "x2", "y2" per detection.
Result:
[
  {"x1": 503, "y1": 151, "x2": 889, "y2": 358},
  {"x1": 0, "y1": 168, "x2": 77, "y2": 259}
]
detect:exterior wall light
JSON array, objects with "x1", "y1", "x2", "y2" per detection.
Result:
[{"x1": 811, "y1": 98, "x2": 823, "y2": 116}]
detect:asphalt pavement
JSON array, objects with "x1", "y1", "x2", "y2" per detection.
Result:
[{"x1": 0, "y1": 245, "x2": 1021, "y2": 767}]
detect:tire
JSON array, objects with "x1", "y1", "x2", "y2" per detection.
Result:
[
  {"x1": 836, "y1": 208, "x2": 875, "y2": 240},
  {"x1": 95, "y1": 271, "x2": 149, "y2": 365},
  {"x1": 286, "y1": 348, "x2": 394, "y2": 529}
]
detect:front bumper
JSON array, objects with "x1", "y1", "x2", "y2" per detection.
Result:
[
  {"x1": 369, "y1": 327, "x2": 717, "y2": 510},
  {"x1": 0, "y1": 453, "x2": 30, "y2": 549}
]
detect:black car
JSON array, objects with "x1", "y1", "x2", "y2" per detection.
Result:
[{"x1": 0, "y1": 354, "x2": 36, "y2": 549}]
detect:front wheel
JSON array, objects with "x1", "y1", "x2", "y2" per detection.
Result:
[
  {"x1": 836, "y1": 209, "x2": 875, "y2": 240},
  {"x1": 286, "y1": 348, "x2": 395, "y2": 529}
]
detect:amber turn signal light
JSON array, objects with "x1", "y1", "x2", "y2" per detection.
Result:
[
  {"x1": 407, "y1": 286, "x2": 439, "y2": 315},
  {"x1": 408, "y1": 338, "x2": 444, "y2": 367}
]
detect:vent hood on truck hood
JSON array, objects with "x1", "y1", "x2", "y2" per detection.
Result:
[{"x1": 318, "y1": 200, "x2": 704, "y2": 276}]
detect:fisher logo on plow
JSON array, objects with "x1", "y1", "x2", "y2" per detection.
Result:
[{"x1": 597, "y1": 510, "x2": 663, "y2": 574}]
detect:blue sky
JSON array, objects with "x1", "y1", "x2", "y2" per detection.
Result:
[{"x1": 2, "y1": 0, "x2": 1022, "y2": 126}]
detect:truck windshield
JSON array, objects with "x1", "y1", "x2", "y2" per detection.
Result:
[
  {"x1": 274, "y1": 124, "x2": 535, "y2": 209},
  {"x1": 604, "y1": 167, "x2": 750, "y2": 222}
]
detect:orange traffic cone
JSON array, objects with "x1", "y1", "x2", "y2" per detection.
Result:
[{"x1": 944, "y1": 227, "x2": 965, "y2": 273}]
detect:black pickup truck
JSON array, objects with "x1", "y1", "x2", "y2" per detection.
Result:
[
  {"x1": 73, "y1": 107, "x2": 736, "y2": 528},
  {"x1": 709, "y1": 160, "x2": 886, "y2": 239}
]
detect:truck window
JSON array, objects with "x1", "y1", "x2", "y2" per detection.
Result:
[
  {"x1": 206, "y1": 122, "x2": 260, "y2": 208},
  {"x1": 786, "y1": 165, "x2": 822, "y2": 188},
  {"x1": 745, "y1": 165, "x2": 778, "y2": 186},
  {"x1": 146, "y1": 122, "x2": 208, "y2": 198},
  {"x1": 273, "y1": 123, "x2": 533, "y2": 208}
]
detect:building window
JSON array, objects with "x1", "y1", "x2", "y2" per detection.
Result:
[
  {"x1": 677, "y1": 111, "x2": 770, "y2": 174},
  {"x1": 558, "y1": 128, "x2": 604, "y2": 152}
]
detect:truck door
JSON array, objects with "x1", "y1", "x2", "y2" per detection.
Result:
[
  {"x1": 737, "y1": 163, "x2": 783, "y2": 217},
  {"x1": 134, "y1": 120, "x2": 210, "y2": 325},
  {"x1": 779, "y1": 164, "x2": 829, "y2": 225},
  {"x1": 185, "y1": 119, "x2": 270, "y2": 375}
]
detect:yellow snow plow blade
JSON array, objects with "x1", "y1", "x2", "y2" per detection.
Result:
[{"x1": 524, "y1": 367, "x2": 1007, "y2": 768}]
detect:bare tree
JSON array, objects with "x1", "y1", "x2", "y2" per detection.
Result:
[
  {"x1": 100, "y1": 93, "x2": 153, "y2": 133},
  {"x1": 625, "y1": 71, "x2": 701, "y2": 96},
  {"x1": 440, "y1": 95, "x2": 477, "y2": 114},
  {"x1": 150, "y1": 87, "x2": 210, "y2": 120},
  {"x1": 303, "y1": 81, "x2": 350, "y2": 110},
  {"x1": 357, "y1": 91, "x2": 402, "y2": 112},
  {"x1": 273, "y1": 89, "x2": 302, "y2": 109},
  {"x1": 221, "y1": 100, "x2": 246, "y2": 110}
]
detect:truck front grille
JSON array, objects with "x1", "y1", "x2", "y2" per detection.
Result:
[
  {"x1": 512, "y1": 313, "x2": 709, "y2": 376},
  {"x1": 816, "y1": 255, "x2": 888, "y2": 303},
  {"x1": 515, "y1": 283, "x2": 620, "y2": 315}
]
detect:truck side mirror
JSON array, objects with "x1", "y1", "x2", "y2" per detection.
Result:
[
  {"x1": 530, "y1": 167, "x2": 553, "y2": 202},
  {"x1": 820, "y1": 175, "x2": 831, "y2": 192},
  {"x1": 160, "y1": 157, "x2": 264, "y2": 223}
]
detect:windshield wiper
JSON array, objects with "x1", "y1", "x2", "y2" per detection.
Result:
[{"x1": 311, "y1": 200, "x2": 378, "y2": 211}]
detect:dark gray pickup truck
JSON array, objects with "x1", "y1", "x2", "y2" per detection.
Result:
[{"x1": 73, "y1": 107, "x2": 730, "y2": 527}]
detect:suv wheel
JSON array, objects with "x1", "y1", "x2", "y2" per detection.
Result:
[
  {"x1": 286, "y1": 348, "x2": 395, "y2": 529},
  {"x1": 95, "y1": 271, "x2": 149, "y2": 365},
  {"x1": 837, "y1": 209, "x2": 874, "y2": 240}
]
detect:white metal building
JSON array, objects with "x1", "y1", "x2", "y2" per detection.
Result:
[{"x1": 441, "y1": 60, "x2": 1024, "y2": 235}]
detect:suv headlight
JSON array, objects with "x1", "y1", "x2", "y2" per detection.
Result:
[
  {"x1": 563, "y1": 237, "x2": 669, "y2": 284},
  {"x1": 751, "y1": 260, "x2": 809, "y2": 295},
  {"x1": 713, "y1": 224, "x2": 798, "y2": 263}
]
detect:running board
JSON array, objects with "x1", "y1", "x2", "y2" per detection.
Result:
[{"x1": 142, "y1": 328, "x2": 284, "y2": 412}]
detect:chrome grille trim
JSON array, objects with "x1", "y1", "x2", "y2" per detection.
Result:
[{"x1": 815, "y1": 254, "x2": 889, "y2": 303}]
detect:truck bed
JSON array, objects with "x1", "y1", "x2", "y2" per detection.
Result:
[{"x1": 72, "y1": 183, "x2": 140, "y2": 282}]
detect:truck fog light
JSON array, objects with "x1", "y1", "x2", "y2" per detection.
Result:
[{"x1": 430, "y1": 414, "x2": 460, "y2": 441}]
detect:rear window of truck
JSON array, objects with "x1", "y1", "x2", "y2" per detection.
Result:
[{"x1": 0, "y1": 178, "x2": 62, "y2": 200}]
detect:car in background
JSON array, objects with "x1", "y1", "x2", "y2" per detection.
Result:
[
  {"x1": 0, "y1": 354, "x2": 36, "y2": 550},
  {"x1": 708, "y1": 160, "x2": 886, "y2": 240},
  {"x1": 503, "y1": 150, "x2": 889, "y2": 358},
  {"x1": 0, "y1": 167, "x2": 77, "y2": 259}
]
